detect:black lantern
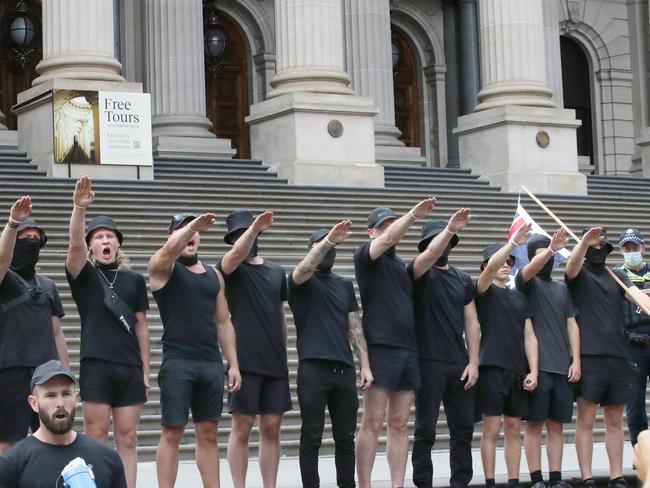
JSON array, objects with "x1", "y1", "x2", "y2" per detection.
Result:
[
  {"x1": 204, "y1": 11, "x2": 226, "y2": 59},
  {"x1": 9, "y1": 12, "x2": 34, "y2": 47},
  {"x1": 4, "y1": 1, "x2": 39, "y2": 67}
]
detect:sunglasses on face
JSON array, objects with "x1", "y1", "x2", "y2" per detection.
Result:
[{"x1": 504, "y1": 258, "x2": 514, "y2": 267}]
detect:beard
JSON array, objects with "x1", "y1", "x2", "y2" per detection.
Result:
[{"x1": 39, "y1": 406, "x2": 75, "y2": 435}]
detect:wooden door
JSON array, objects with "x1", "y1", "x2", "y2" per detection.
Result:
[{"x1": 392, "y1": 30, "x2": 419, "y2": 147}]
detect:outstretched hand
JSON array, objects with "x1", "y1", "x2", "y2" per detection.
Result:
[
  {"x1": 73, "y1": 176, "x2": 95, "y2": 208},
  {"x1": 9, "y1": 196, "x2": 31, "y2": 222},
  {"x1": 412, "y1": 197, "x2": 437, "y2": 219},
  {"x1": 580, "y1": 227, "x2": 603, "y2": 247},
  {"x1": 252, "y1": 211, "x2": 274, "y2": 233},
  {"x1": 447, "y1": 208, "x2": 471, "y2": 233},
  {"x1": 327, "y1": 220, "x2": 352, "y2": 245},
  {"x1": 511, "y1": 222, "x2": 532, "y2": 246},
  {"x1": 188, "y1": 213, "x2": 217, "y2": 233},
  {"x1": 550, "y1": 228, "x2": 567, "y2": 253}
]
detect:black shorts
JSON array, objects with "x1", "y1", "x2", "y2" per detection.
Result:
[
  {"x1": 228, "y1": 371, "x2": 292, "y2": 416},
  {"x1": 79, "y1": 358, "x2": 146, "y2": 408},
  {"x1": 578, "y1": 355, "x2": 638, "y2": 406},
  {"x1": 158, "y1": 358, "x2": 225, "y2": 427},
  {"x1": 368, "y1": 344, "x2": 421, "y2": 391},
  {"x1": 525, "y1": 371, "x2": 575, "y2": 423},
  {"x1": 478, "y1": 366, "x2": 529, "y2": 418},
  {"x1": 0, "y1": 367, "x2": 38, "y2": 442}
]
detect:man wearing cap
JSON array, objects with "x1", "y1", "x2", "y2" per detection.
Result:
[
  {"x1": 66, "y1": 176, "x2": 150, "y2": 488},
  {"x1": 149, "y1": 211, "x2": 241, "y2": 488},
  {"x1": 516, "y1": 229, "x2": 580, "y2": 488},
  {"x1": 218, "y1": 209, "x2": 290, "y2": 488},
  {"x1": 565, "y1": 227, "x2": 640, "y2": 488},
  {"x1": 0, "y1": 359, "x2": 127, "y2": 487},
  {"x1": 0, "y1": 195, "x2": 68, "y2": 453},
  {"x1": 616, "y1": 228, "x2": 650, "y2": 447},
  {"x1": 408, "y1": 209, "x2": 479, "y2": 488},
  {"x1": 354, "y1": 197, "x2": 436, "y2": 488},
  {"x1": 289, "y1": 220, "x2": 373, "y2": 488},
  {"x1": 475, "y1": 223, "x2": 539, "y2": 488}
]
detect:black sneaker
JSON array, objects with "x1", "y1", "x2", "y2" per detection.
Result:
[
  {"x1": 582, "y1": 479, "x2": 596, "y2": 488},
  {"x1": 608, "y1": 478, "x2": 630, "y2": 488},
  {"x1": 531, "y1": 482, "x2": 547, "y2": 488},
  {"x1": 549, "y1": 481, "x2": 573, "y2": 488}
]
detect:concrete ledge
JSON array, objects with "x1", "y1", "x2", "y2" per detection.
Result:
[{"x1": 153, "y1": 135, "x2": 236, "y2": 158}]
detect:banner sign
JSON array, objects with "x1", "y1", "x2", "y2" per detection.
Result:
[{"x1": 53, "y1": 89, "x2": 153, "y2": 166}]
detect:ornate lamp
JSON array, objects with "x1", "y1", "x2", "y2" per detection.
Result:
[{"x1": 4, "y1": 1, "x2": 39, "y2": 66}]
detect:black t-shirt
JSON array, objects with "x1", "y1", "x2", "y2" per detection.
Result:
[
  {"x1": 516, "y1": 274, "x2": 577, "y2": 374},
  {"x1": 153, "y1": 262, "x2": 222, "y2": 361},
  {"x1": 66, "y1": 262, "x2": 149, "y2": 366},
  {"x1": 0, "y1": 433, "x2": 126, "y2": 488},
  {"x1": 217, "y1": 259, "x2": 288, "y2": 378},
  {"x1": 288, "y1": 271, "x2": 358, "y2": 366},
  {"x1": 409, "y1": 263, "x2": 474, "y2": 364},
  {"x1": 566, "y1": 267, "x2": 632, "y2": 358},
  {"x1": 0, "y1": 270, "x2": 64, "y2": 369},
  {"x1": 353, "y1": 241, "x2": 416, "y2": 350},
  {"x1": 475, "y1": 283, "x2": 530, "y2": 374}
]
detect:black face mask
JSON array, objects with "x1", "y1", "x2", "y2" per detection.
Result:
[
  {"x1": 10, "y1": 238, "x2": 41, "y2": 279},
  {"x1": 96, "y1": 261, "x2": 118, "y2": 271},
  {"x1": 434, "y1": 242, "x2": 453, "y2": 267},
  {"x1": 316, "y1": 248, "x2": 336, "y2": 275},
  {"x1": 537, "y1": 258, "x2": 554, "y2": 280},
  {"x1": 585, "y1": 246, "x2": 609, "y2": 271},
  {"x1": 177, "y1": 254, "x2": 198, "y2": 266},
  {"x1": 247, "y1": 239, "x2": 259, "y2": 259}
]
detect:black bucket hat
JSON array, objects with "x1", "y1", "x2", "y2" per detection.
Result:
[
  {"x1": 418, "y1": 220, "x2": 459, "y2": 252},
  {"x1": 527, "y1": 234, "x2": 551, "y2": 261},
  {"x1": 308, "y1": 228, "x2": 329, "y2": 248},
  {"x1": 367, "y1": 207, "x2": 397, "y2": 229},
  {"x1": 481, "y1": 242, "x2": 515, "y2": 270},
  {"x1": 85, "y1": 215, "x2": 123, "y2": 245},
  {"x1": 168, "y1": 213, "x2": 197, "y2": 234},
  {"x1": 581, "y1": 227, "x2": 613, "y2": 254},
  {"x1": 224, "y1": 210, "x2": 255, "y2": 244},
  {"x1": 16, "y1": 218, "x2": 47, "y2": 248}
]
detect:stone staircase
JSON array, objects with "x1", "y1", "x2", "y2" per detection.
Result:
[{"x1": 0, "y1": 149, "x2": 648, "y2": 461}]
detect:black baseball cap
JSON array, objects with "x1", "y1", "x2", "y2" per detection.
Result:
[
  {"x1": 308, "y1": 228, "x2": 329, "y2": 248},
  {"x1": 30, "y1": 360, "x2": 76, "y2": 391},
  {"x1": 619, "y1": 228, "x2": 645, "y2": 247},
  {"x1": 16, "y1": 217, "x2": 47, "y2": 248},
  {"x1": 168, "y1": 213, "x2": 197, "y2": 234},
  {"x1": 224, "y1": 210, "x2": 255, "y2": 244},
  {"x1": 418, "y1": 220, "x2": 458, "y2": 252},
  {"x1": 367, "y1": 207, "x2": 397, "y2": 229},
  {"x1": 85, "y1": 215, "x2": 123, "y2": 245},
  {"x1": 481, "y1": 242, "x2": 515, "y2": 270},
  {"x1": 581, "y1": 227, "x2": 613, "y2": 254}
]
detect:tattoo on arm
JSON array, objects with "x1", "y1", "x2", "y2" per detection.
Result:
[{"x1": 348, "y1": 311, "x2": 369, "y2": 365}]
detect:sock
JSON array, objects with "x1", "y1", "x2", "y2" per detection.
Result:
[
  {"x1": 531, "y1": 470, "x2": 544, "y2": 484},
  {"x1": 550, "y1": 471, "x2": 562, "y2": 483},
  {"x1": 508, "y1": 478, "x2": 520, "y2": 488},
  {"x1": 486, "y1": 478, "x2": 496, "y2": 488}
]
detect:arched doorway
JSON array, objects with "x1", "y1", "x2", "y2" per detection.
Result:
[
  {"x1": 0, "y1": 0, "x2": 41, "y2": 129},
  {"x1": 392, "y1": 29, "x2": 419, "y2": 148},
  {"x1": 204, "y1": 12, "x2": 250, "y2": 159},
  {"x1": 560, "y1": 36, "x2": 593, "y2": 169}
]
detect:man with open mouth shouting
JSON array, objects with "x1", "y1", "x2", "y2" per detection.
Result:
[{"x1": 65, "y1": 176, "x2": 150, "y2": 488}]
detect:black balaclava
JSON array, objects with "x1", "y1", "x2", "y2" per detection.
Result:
[
  {"x1": 96, "y1": 261, "x2": 119, "y2": 271},
  {"x1": 10, "y1": 238, "x2": 41, "y2": 279},
  {"x1": 584, "y1": 246, "x2": 609, "y2": 272},
  {"x1": 434, "y1": 242, "x2": 453, "y2": 267},
  {"x1": 527, "y1": 235, "x2": 553, "y2": 280},
  {"x1": 316, "y1": 248, "x2": 336, "y2": 275},
  {"x1": 177, "y1": 254, "x2": 198, "y2": 266},
  {"x1": 247, "y1": 238, "x2": 259, "y2": 259}
]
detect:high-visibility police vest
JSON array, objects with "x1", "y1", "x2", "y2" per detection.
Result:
[{"x1": 618, "y1": 264, "x2": 650, "y2": 330}]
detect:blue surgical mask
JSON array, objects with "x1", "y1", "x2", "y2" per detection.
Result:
[{"x1": 624, "y1": 251, "x2": 643, "y2": 267}]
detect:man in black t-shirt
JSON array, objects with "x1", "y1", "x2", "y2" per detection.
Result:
[
  {"x1": 0, "y1": 196, "x2": 68, "y2": 454},
  {"x1": 149, "y1": 212, "x2": 241, "y2": 488},
  {"x1": 475, "y1": 223, "x2": 539, "y2": 488},
  {"x1": 289, "y1": 221, "x2": 373, "y2": 488},
  {"x1": 218, "y1": 209, "x2": 290, "y2": 488},
  {"x1": 516, "y1": 230, "x2": 580, "y2": 488},
  {"x1": 409, "y1": 209, "x2": 478, "y2": 488},
  {"x1": 0, "y1": 360, "x2": 126, "y2": 488},
  {"x1": 616, "y1": 228, "x2": 650, "y2": 447},
  {"x1": 354, "y1": 197, "x2": 436, "y2": 488},
  {"x1": 566, "y1": 227, "x2": 650, "y2": 488}
]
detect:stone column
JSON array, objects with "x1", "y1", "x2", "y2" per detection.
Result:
[
  {"x1": 542, "y1": 0, "x2": 564, "y2": 107},
  {"x1": 455, "y1": 0, "x2": 585, "y2": 194},
  {"x1": 144, "y1": 0, "x2": 234, "y2": 156},
  {"x1": 34, "y1": 0, "x2": 124, "y2": 85},
  {"x1": 458, "y1": 0, "x2": 480, "y2": 114},
  {"x1": 443, "y1": 0, "x2": 460, "y2": 167},
  {"x1": 247, "y1": 0, "x2": 383, "y2": 186}
]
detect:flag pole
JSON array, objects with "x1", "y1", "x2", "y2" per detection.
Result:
[{"x1": 520, "y1": 185, "x2": 650, "y2": 315}]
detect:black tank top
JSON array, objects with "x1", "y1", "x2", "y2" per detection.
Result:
[{"x1": 153, "y1": 262, "x2": 222, "y2": 361}]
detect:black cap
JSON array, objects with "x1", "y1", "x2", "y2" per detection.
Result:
[
  {"x1": 367, "y1": 207, "x2": 397, "y2": 229},
  {"x1": 30, "y1": 360, "x2": 76, "y2": 391},
  {"x1": 418, "y1": 220, "x2": 459, "y2": 252},
  {"x1": 581, "y1": 227, "x2": 613, "y2": 254},
  {"x1": 224, "y1": 210, "x2": 255, "y2": 244},
  {"x1": 308, "y1": 228, "x2": 329, "y2": 248},
  {"x1": 85, "y1": 215, "x2": 123, "y2": 245},
  {"x1": 481, "y1": 242, "x2": 515, "y2": 270},
  {"x1": 16, "y1": 218, "x2": 47, "y2": 248},
  {"x1": 619, "y1": 228, "x2": 645, "y2": 247},
  {"x1": 527, "y1": 234, "x2": 551, "y2": 261},
  {"x1": 168, "y1": 213, "x2": 197, "y2": 234}
]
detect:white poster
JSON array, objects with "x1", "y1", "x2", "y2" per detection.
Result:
[{"x1": 98, "y1": 91, "x2": 153, "y2": 166}]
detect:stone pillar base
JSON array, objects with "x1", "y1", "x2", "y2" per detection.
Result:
[
  {"x1": 152, "y1": 135, "x2": 236, "y2": 158},
  {"x1": 455, "y1": 105, "x2": 586, "y2": 194},
  {"x1": 14, "y1": 79, "x2": 152, "y2": 180},
  {"x1": 246, "y1": 91, "x2": 384, "y2": 187},
  {"x1": 0, "y1": 130, "x2": 18, "y2": 149},
  {"x1": 375, "y1": 145, "x2": 426, "y2": 166}
]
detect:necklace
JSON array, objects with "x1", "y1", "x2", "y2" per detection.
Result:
[{"x1": 97, "y1": 268, "x2": 118, "y2": 289}]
